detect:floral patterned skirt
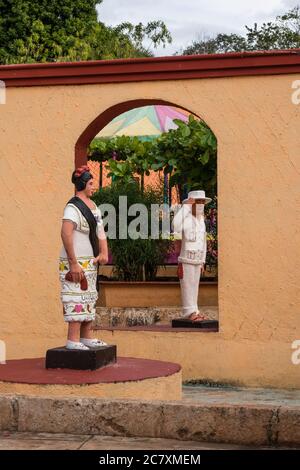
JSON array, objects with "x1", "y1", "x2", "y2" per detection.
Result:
[{"x1": 59, "y1": 256, "x2": 98, "y2": 322}]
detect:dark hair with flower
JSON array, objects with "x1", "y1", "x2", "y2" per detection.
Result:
[{"x1": 71, "y1": 165, "x2": 93, "y2": 191}]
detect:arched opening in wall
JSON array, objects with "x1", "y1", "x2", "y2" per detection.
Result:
[{"x1": 75, "y1": 99, "x2": 218, "y2": 329}]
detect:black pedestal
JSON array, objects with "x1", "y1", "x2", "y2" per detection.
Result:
[
  {"x1": 172, "y1": 318, "x2": 219, "y2": 329},
  {"x1": 45, "y1": 344, "x2": 117, "y2": 370}
]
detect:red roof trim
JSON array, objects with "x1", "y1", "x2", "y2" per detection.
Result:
[{"x1": 1, "y1": 49, "x2": 300, "y2": 87}]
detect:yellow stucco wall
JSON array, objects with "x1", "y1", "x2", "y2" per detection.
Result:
[
  {"x1": 0, "y1": 370, "x2": 182, "y2": 400},
  {"x1": 0, "y1": 74, "x2": 300, "y2": 388}
]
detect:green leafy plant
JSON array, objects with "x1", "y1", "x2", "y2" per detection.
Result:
[
  {"x1": 89, "y1": 136, "x2": 155, "y2": 190},
  {"x1": 205, "y1": 197, "x2": 218, "y2": 270},
  {"x1": 92, "y1": 181, "x2": 174, "y2": 281},
  {"x1": 149, "y1": 115, "x2": 217, "y2": 199}
]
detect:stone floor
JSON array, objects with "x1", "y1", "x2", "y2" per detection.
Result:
[
  {"x1": 0, "y1": 432, "x2": 285, "y2": 450},
  {"x1": 182, "y1": 384, "x2": 300, "y2": 406}
]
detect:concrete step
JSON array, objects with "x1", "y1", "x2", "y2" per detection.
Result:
[{"x1": 1, "y1": 385, "x2": 300, "y2": 447}]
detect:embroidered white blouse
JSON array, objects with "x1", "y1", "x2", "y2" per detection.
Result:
[
  {"x1": 172, "y1": 204, "x2": 207, "y2": 265},
  {"x1": 59, "y1": 202, "x2": 104, "y2": 259}
]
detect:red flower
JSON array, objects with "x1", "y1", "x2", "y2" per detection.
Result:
[{"x1": 75, "y1": 165, "x2": 89, "y2": 177}]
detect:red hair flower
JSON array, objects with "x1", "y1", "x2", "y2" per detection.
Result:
[{"x1": 74, "y1": 165, "x2": 90, "y2": 177}]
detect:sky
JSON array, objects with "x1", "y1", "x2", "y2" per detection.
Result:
[{"x1": 97, "y1": 0, "x2": 299, "y2": 56}]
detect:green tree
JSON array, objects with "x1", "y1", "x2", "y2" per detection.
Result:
[
  {"x1": 246, "y1": 6, "x2": 300, "y2": 50},
  {"x1": 181, "y1": 6, "x2": 300, "y2": 55},
  {"x1": 150, "y1": 115, "x2": 217, "y2": 199},
  {"x1": 89, "y1": 22, "x2": 152, "y2": 60},
  {"x1": 114, "y1": 21, "x2": 172, "y2": 54},
  {"x1": 0, "y1": 0, "x2": 99, "y2": 63},
  {"x1": 182, "y1": 34, "x2": 247, "y2": 55},
  {"x1": 0, "y1": 0, "x2": 172, "y2": 64}
]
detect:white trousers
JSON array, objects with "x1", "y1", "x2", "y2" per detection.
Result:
[{"x1": 179, "y1": 262, "x2": 201, "y2": 317}]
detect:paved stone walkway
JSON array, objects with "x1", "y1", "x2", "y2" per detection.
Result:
[
  {"x1": 0, "y1": 432, "x2": 285, "y2": 450},
  {"x1": 182, "y1": 384, "x2": 300, "y2": 406}
]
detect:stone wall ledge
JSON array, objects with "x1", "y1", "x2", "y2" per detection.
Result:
[{"x1": 0, "y1": 394, "x2": 299, "y2": 447}]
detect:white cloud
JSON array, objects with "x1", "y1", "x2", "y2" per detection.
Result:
[
  {"x1": 282, "y1": 0, "x2": 299, "y2": 7},
  {"x1": 97, "y1": 0, "x2": 300, "y2": 55}
]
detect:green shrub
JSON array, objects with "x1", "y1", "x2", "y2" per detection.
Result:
[{"x1": 92, "y1": 181, "x2": 174, "y2": 281}]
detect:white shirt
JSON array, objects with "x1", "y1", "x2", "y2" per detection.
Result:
[
  {"x1": 172, "y1": 204, "x2": 207, "y2": 265},
  {"x1": 59, "y1": 203, "x2": 103, "y2": 259}
]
